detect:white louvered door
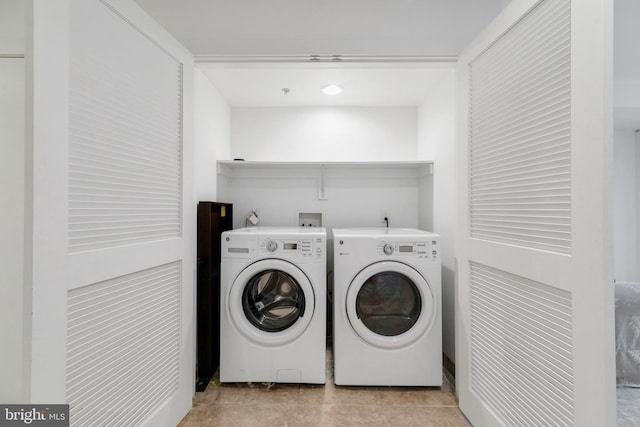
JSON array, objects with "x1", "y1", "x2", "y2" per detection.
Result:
[
  {"x1": 456, "y1": 0, "x2": 615, "y2": 426},
  {"x1": 27, "y1": 1, "x2": 194, "y2": 426}
]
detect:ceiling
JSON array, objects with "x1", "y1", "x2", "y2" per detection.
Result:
[
  {"x1": 133, "y1": 0, "x2": 510, "y2": 107},
  {"x1": 198, "y1": 64, "x2": 454, "y2": 107},
  {"x1": 131, "y1": 1, "x2": 640, "y2": 125},
  {"x1": 133, "y1": 0, "x2": 511, "y2": 57}
]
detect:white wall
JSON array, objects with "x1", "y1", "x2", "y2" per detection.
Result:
[
  {"x1": 613, "y1": 129, "x2": 638, "y2": 281},
  {"x1": 0, "y1": 0, "x2": 25, "y2": 404},
  {"x1": 217, "y1": 167, "x2": 423, "y2": 231},
  {"x1": 230, "y1": 107, "x2": 417, "y2": 162},
  {"x1": 417, "y1": 69, "x2": 457, "y2": 362},
  {"x1": 194, "y1": 69, "x2": 230, "y2": 202}
]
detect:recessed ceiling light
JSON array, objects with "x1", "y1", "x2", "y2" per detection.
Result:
[{"x1": 322, "y1": 84, "x2": 343, "y2": 95}]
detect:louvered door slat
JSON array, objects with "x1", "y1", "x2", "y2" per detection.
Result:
[
  {"x1": 470, "y1": 261, "x2": 574, "y2": 427},
  {"x1": 68, "y1": 2, "x2": 183, "y2": 252},
  {"x1": 67, "y1": 262, "x2": 181, "y2": 427},
  {"x1": 469, "y1": 0, "x2": 572, "y2": 254},
  {"x1": 471, "y1": 0, "x2": 570, "y2": 96}
]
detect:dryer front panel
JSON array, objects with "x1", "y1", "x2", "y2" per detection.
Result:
[
  {"x1": 346, "y1": 261, "x2": 435, "y2": 349},
  {"x1": 229, "y1": 259, "x2": 315, "y2": 347}
]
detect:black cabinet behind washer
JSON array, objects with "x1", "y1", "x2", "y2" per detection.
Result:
[{"x1": 196, "y1": 201, "x2": 233, "y2": 391}]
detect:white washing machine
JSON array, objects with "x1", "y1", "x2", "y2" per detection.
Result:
[
  {"x1": 332, "y1": 228, "x2": 442, "y2": 386},
  {"x1": 220, "y1": 227, "x2": 326, "y2": 384}
]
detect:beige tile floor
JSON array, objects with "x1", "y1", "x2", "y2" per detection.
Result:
[
  {"x1": 179, "y1": 350, "x2": 471, "y2": 426},
  {"x1": 180, "y1": 356, "x2": 640, "y2": 426}
]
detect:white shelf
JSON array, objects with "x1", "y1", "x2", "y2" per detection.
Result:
[{"x1": 216, "y1": 160, "x2": 433, "y2": 178}]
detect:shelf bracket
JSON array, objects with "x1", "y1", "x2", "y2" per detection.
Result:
[{"x1": 318, "y1": 164, "x2": 328, "y2": 200}]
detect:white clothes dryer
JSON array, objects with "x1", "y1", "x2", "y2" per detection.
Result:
[
  {"x1": 332, "y1": 228, "x2": 442, "y2": 386},
  {"x1": 220, "y1": 227, "x2": 326, "y2": 384}
]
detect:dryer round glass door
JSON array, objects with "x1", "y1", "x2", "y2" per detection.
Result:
[
  {"x1": 346, "y1": 261, "x2": 435, "y2": 349},
  {"x1": 228, "y1": 258, "x2": 316, "y2": 347}
]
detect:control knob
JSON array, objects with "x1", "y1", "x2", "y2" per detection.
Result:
[
  {"x1": 383, "y1": 243, "x2": 394, "y2": 255},
  {"x1": 266, "y1": 240, "x2": 278, "y2": 252}
]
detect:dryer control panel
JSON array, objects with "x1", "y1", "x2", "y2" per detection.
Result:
[{"x1": 376, "y1": 239, "x2": 439, "y2": 262}]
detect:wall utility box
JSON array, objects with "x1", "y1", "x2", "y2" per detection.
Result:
[{"x1": 297, "y1": 211, "x2": 323, "y2": 227}]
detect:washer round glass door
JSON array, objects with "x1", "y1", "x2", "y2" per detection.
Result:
[
  {"x1": 229, "y1": 259, "x2": 315, "y2": 346},
  {"x1": 242, "y1": 269, "x2": 305, "y2": 332},
  {"x1": 346, "y1": 261, "x2": 434, "y2": 349}
]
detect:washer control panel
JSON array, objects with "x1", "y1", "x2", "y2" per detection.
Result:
[{"x1": 376, "y1": 239, "x2": 439, "y2": 261}]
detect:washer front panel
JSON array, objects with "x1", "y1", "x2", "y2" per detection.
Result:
[
  {"x1": 346, "y1": 261, "x2": 434, "y2": 349},
  {"x1": 229, "y1": 259, "x2": 315, "y2": 347}
]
